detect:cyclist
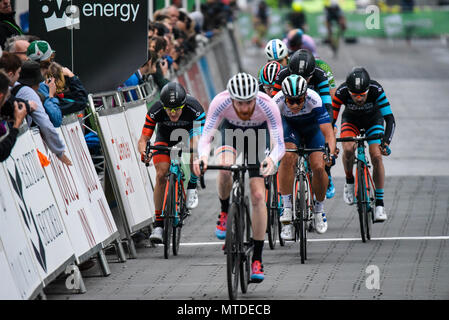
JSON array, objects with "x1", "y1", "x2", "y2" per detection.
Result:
[
  {"x1": 332, "y1": 67, "x2": 395, "y2": 222},
  {"x1": 138, "y1": 82, "x2": 206, "y2": 243},
  {"x1": 284, "y1": 28, "x2": 317, "y2": 57},
  {"x1": 193, "y1": 72, "x2": 285, "y2": 283},
  {"x1": 264, "y1": 38, "x2": 289, "y2": 67},
  {"x1": 274, "y1": 75, "x2": 336, "y2": 240},
  {"x1": 258, "y1": 60, "x2": 282, "y2": 98},
  {"x1": 273, "y1": 49, "x2": 337, "y2": 199},
  {"x1": 324, "y1": 0, "x2": 346, "y2": 49}
]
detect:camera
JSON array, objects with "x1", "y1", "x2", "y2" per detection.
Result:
[{"x1": 0, "y1": 96, "x2": 32, "y2": 121}]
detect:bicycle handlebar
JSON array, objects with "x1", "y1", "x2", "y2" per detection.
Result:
[
  {"x1": 199, "y1": 161, "x2": 266, "y2": 189},
  {"x1": 336, "y1": 133, "x2": 383, "y2": 143},
  {"x1": 144, "y1": 141, "x2": 185, "y2": 167}
]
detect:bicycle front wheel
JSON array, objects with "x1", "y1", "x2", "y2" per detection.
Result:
[
  {"x1": 356, "y1": 162, "x2": 368, "y2": 243},
  {"x1": 226, "y1": 202, "x2": 240, "y2": 300},
  {"x1": 163, "y1": 174, "x2": 175, "y2": 259},
  {"x1": 240, "y1": 200, "x2": 251, "y2": 294},
  {"x1": 172, "y1": 180, "x2": 184, "y2": 256},
  {"x1": 298, "y1": 174, "x2": 308, "y2": 264},
  {"x1": 267, "y1": 176, "x2": 277, "y2": 250}
]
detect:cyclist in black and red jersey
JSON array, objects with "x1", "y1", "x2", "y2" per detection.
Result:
[
  {"x1": 332, "y1": 67, "x2": 395, "y2": 222},
  {"x1": 137, "y1": 82, "x2": 205, "y2": 242}
]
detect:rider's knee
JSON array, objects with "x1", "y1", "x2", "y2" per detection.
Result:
[
  {"x1": 371, "y1": 153, "x2": 383, "y2": 167},
  {"x1": 280, "y1": 152, "x2": 297, "y2": 167},
  {"x1": 251, "y1": 188, "x2": 265, "y2": 205}
]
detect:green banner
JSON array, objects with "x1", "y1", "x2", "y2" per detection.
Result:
[{"x1": 237, "y1": 8, "x2": 449, "y2": 41}]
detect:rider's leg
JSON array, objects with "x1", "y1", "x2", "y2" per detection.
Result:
[
  {"x1": 153, "y1": 160, "x2": 170, "y2": 228},
  {"x1": 249, "y1": 177, "x2": 267, "y2": 243},
  {"x1": 278, "y1": 142, "x2": 298, "y2": 199},
  {"x1": 309, "y1": 152, "x2": 328, "y2": 202},
  {"x1": 342, "y1": 141, "x2": 356, "y2": 181},
  {"x1": 369, "y1": 143, "x2": 385, "y2": 206}
]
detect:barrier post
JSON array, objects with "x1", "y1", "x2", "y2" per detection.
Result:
[{"x1": 88, "y1": 92, "x2": 138, "y2": 259}]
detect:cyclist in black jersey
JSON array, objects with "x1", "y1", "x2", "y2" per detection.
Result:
[
  {"x1": 138, "y1": 82, "x2": 205, "y2": 242},
  {"x1": 332, "y1": 67, "x2": 395, "y2": 222}
]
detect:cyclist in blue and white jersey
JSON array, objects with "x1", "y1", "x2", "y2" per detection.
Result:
[{"x1": 274, "y1": 75, "x2": 336, "y2": 240}]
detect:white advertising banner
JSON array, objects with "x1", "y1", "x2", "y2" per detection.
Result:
[
  {"x1": 0, "y1": 239, "x2": 22, "y2": 300},
  {"x1": 61, "y1": 120, "x2": 118, "y2": 244},
  {"x1": 124, "y1": 103, "x2": 155, "y2": 217},
  {"x1": 0, "y1": 166, "x2": 41, "y2": 300},
  {"x1": 98, "y1": 111, "x2": 153, "y2": 232},
  {"x1": 3, "y1": 130, "x2": 75, "y2": 282},
  {"x1": 31, "y1": 129, "x2": 100, "y2": 260}
]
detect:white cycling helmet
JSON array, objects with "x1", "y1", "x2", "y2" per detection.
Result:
[
  {"x1": 265, "y1": 39, "x2": 288, "y2": 61},
  {"x1": 227, "y1": 72, "x2": 259, "y2": 101},
  {"x1": 282, "y1": 74, "x2": 308, "y2": 98}
]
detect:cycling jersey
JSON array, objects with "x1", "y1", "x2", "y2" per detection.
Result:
[
  {"x1": 316, "y1": 59, "x2": 336, "y2": 89},
  {"x1": 273, "y1": 66, "x2": 332, "y2": 117},
  {"x1": 142, "y1": 95, "x2": 206, "y2": 140},
  {"x1": 283, "y1": 33, "x2": 317, "y2": 57},
  {"x1": 332, "y1": 80, "x2": 395, "y2": 145},
  {"x1": 325, "y1": 4, "x2": 343, "y2": 22},
  {"x1": 198, "y1": 90, "x2": 285, "y2": 165},
  {"x1": 273, "y1": 89, "x2": 330, "y2": 149}
]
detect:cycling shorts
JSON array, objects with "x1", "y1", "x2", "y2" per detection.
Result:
[
  {"x1": 282, "y1": 116, "x2": 325, "y2": 150},
  {"x1": 340, "y1": 112, "x2": 384, "y2": 145},
  {"x1": 216, "y1": 119, "x2": 270, "y2": 178}
]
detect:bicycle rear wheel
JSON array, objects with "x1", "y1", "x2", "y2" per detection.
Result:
[
  {"x1": 356, "y1": 162, "x2": 368, "y2": 243},
  {"x1": 226, "y1": 202, "x2": 240, "y2": 300},
  {"x1": 163, "y1": 174, "x2": 175, "y2": 259},
  {"x1": 240, "y1": 200, "x2": 251, "y2": 294}
]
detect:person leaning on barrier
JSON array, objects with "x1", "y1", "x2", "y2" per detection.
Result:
[
  {"x1": 138, "y1": 82, "x2": 206, "y2": 244},
  {"x1": 26, "y1": 40, "x2": 63, "y2": 128},
  {"x1": 0, "y1": 70, "x2": 37, "y2": 162},
  {"x1": 45, "y1": 62, "x2": 88, "y2": 116},
  {"x1": 13, "y1": 60, "x2": 72, "y2": 166}
]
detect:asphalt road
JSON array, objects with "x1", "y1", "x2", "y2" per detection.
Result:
[{"x1": 45, "y1": 36, "x2": 449, "y2": 301}]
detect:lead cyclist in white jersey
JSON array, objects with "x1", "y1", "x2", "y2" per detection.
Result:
[{"x1": 193, "y1": 73, "x2": 285, "y2": 283}]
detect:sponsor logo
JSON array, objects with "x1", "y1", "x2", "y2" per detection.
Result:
[{"x1": 39, "y1": 0, "x2": 141, "y2": 32}]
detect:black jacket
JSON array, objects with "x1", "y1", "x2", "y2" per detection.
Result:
[
  {"x1": 0, "y1": 123, "x2": 18, "y2": 162},
  {"x1": 0, "y1": 11, "x2": 23, "y2": 49}
]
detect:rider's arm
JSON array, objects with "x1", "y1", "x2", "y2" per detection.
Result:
[
  {"x1": 138, "y1": 105, "x2": 159, "y2": 156},
  {"x1": 260, "y1": 93, "x2": 285, "y2": 164},
  {"x1": 312, "y1": 92, "x2": 336, "y2": 154},
  {"x1": 315, "y1": 68, "x2": 333, "y2": 118},
  {"x1": 197, "y1": 92, "x2": 228, "y2": 159},
  {"x1": 375, "y1": 89, "x2": 395, "y2": 145},
  {"x1": 331, "y1": 84, "x2": 345, "y2": 126}
]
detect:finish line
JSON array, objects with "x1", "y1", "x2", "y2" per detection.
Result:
[{"x1": 179, "y1": 235, "x2": 449, "y2": 246}]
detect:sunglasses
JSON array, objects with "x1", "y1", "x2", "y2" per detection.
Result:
[
  {"x1": 349, "y1": 90, "x2": 369, "y2": 98},
  {"x1": 285, "y1": 96, "x2": 305, "y2": 105},
  {"x1": 163, "y1": 104, "x2": 185, "y2": 112}
]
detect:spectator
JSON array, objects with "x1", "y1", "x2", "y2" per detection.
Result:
[
  {"x1": 0, "y1": 71, "x2": 27, "y2": 162},
  {"x1": 0, "y1": 51, "x2": 21, "y2": 85},
  {"x1": 45, "y1": 62, "x2": 88, "y2": 116},
  {"x1": 3, "y1": 35, "x2": 29, "y2": 61},
  {"x1": 26, "y1": 40, "x2": 63, "y2": 127},
  {"x1": 0, "y1": 0, "x2": 23, "y2": 50},
  {"x1": 122, "y1": 52, "x2": 153, "y2": 100},
  {"x1": 201, "y1": 0, "x2": 228, "y2": 36},
  {"x1": 13, "y1": 60, "x2": 72, "y2": 166},
  {"x1": 164, "y1": 5, "x2": 180, "y2": 30}
]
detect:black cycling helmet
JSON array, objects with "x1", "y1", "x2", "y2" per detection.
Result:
[
  {"x1": 288, "y1": 49, "x2": 316, "y2": 78},
  {"x1": 160, "y1": 82, "x2": 187, "y2": 108},
  {"x1": 346, "y1": 67, "x2": 371, "y2": 93}
]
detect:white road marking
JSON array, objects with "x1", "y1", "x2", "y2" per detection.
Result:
[{"x1": 180, "y1": 236, "x2": 449, "y2": 246}]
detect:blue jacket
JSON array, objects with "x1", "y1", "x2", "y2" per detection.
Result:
[{"x1": 38, "y1": 82, "x2": 63, "y2": 127}]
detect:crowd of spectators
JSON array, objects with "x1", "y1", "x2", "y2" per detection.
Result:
[
  {"x1": 1, "y1": 1, "x2": 236, "y2": 168},
  {"x1": 122, "y1": 2, "x2": 236, "y2": 93}
]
